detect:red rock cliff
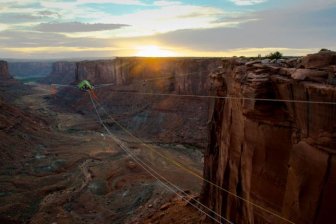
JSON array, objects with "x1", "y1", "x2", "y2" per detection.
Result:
[
  {"x1": 0, "y1": 60, "x2": 11, "y2": 80},
  {"x1": 201, "y1": 51, "x2": 336, "y2": 224},
  {"x1": 41, "y1": 61, "x2": 76, "y2": 84},
  {"x1": 0, "y1": 63, "x2": 48, "y2": 168},
  {"x1": 57, "y1": 57, "x2": 222, "y2": 148},
  {"x1": 76, "y1": 57, "x2": 222, "y2": 94}
]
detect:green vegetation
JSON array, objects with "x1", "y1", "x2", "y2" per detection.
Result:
[{"x1": 266, "y1": 51, "x2": 283, "y2": 59}]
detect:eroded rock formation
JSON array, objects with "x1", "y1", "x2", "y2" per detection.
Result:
[
  {"x1": 57, "y1": 57, "x2": 222, "y2": 148},
  {"x1": 75, "y1": 57, "x2": 221, "y2": 94},
  {"x1": 0, "y1": 60, "x2": 11, "y2": 80},
  {"x1": 40, "y1": 61, "x2": 76, "y2": 84},
  {"x1": 201, "y1": 51, "x2": 336, "y2": 224},
  {"x1": 0, "y1": 60, "x2": 47, "y2": 168},
  {"x1": 0, "y1": 58, "x2": 207, "y2": 224}
]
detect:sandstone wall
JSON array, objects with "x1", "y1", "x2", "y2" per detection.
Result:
[
  {"x1": 0, "y1": 60, "x2": 11, "y2": 80},
  {"x1": 76, "y1": 57, "x2": 221, "y2": 94},
  {"x1": 201, "y1": 51, "x2": 336, "y2": 224},
  {"x1": 57, "y1": 57, "x2": 222, "y2": 148},
  {"x1": 0, "y1": 60, "x2": 47, "y2": 167},
  {"x1": 40, "y1": 61, "x2": 76, "y2": 84}
]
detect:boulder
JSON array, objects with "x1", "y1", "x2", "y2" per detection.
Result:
[
  {"x1": 246, "y1": 60, "x2": 261, "y2": 66},
  {"x1": 261, "y1": 59, "x2": 271, "y2": 64},
  {"x1": 159, "y1": 203, "x2": 170, "y2": 210},
  {"x1": 286, "y1": 58, "x2": 300, "y2": 67},
  {"x1": 291, "y1": 69, "x2": 328, "y2": 81},
  {"x1": 301, "y1": 50, "x2": 336, "y2": 69}
]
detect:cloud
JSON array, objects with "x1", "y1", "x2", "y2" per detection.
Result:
[
  {"x1": 229, "y1": 0, "x2": 267, "y2": 6},
  {"x1": 0, "y1": 10, "x2": 60, "y2": 24},
  {"x1": 1, "y1": 0, "x2": 242, "y2": 37},
  {"x1": 0, "y1": 24, "x2": 8, "y2": 32},
  {"x1": 8, "y1": 3, "x2": 42, "y2": 10},
  {"x1": 0, "y1": 0, "x2": 335, "y2": 58},
  {"x1": 0, "y1": 30, "x2": 113, "y2": 48},
  {"x1": 147, "y1": 2, "x2": 336, "y2": 53},
  {"x1": 0, "y1": 13, "x2": 42, "y2": 24},
  {"x1": 37, "y1": 10, "x2": 60, "y2": 17},
  {"x1": 98, "y1": 3, "x2": 238, "y2": 37},
  {"x1": 153, "y1": 1, "x2": 182, "y2": 6},
  {"x1": 77, "y1": 0, "x2": 147, "y2": 5},
  {"x1": 34, "y1": 22, "x2": 129, "y2": 33}
]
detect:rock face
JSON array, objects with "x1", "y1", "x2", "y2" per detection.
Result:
[
  {"x1": 57, "y1": 57, "x2": 222, "y2": 148},
  {"x1": 0, "y1": 60, "x2": 11, "y2": 80},
  {"x1": 40, "y1": 61, "x2": 76, "y2": 84},
  {"x1": 76, "y1": 57, "x2": 220, "y2": 94},
  {"x1": 8, "y1": 61, "x2": 52, "y2": 78},
  {"x1": 201, "y1": 51, "x2": 336, "y2": 223},
  {"x1": 0, "y1": 71, "x2": 46, "y2": 168},
  {"x1": 301, "y1": 50, "x2": 336, "y2": 69}
]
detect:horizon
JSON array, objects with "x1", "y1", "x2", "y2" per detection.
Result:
[
  {"x1": 3, "y1": 54, "x2": 309, "y2": 62},
  {"x1": 1, "y1": 0, "x2": 335, "y2": 58}
]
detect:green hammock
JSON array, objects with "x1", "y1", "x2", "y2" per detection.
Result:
[{"x1": 78, "y1": 80, "x2": 94, "y2": 90}]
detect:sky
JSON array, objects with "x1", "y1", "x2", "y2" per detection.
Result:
[{"x1": 0, "y1": 0, "x2": 335, "y2": 58}]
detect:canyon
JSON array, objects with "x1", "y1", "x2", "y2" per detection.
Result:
[
  {"x1": 8, "y1": 61, "x2": 53, "y2": 78},
  {"x1": 52, "y1": 57, "x2": 222, "y2": 148},
  {"x1": 0, "y1": 59, "x2": 208, "y2": 224},
  {"x1": 1, "y1": 51, "x2": 335, "y2": 224},
  {"x1": 40, "y1": 61, "x2": 76, "y2": 84}
]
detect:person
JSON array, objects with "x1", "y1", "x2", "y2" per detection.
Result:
[{"x1": 78, "y1": 80, "x2": 94, "y2": 91}]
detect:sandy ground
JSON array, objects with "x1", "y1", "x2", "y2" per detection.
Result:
[{"x1": 0, "y1": 83, "x2": 207, "y2": 224}]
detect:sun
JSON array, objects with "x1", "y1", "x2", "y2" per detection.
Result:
[{"x1": 135, "y1": 45, "x2": 176, "y2": 57}]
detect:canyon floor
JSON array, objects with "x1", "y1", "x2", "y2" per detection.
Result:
[{"x1": 0, "y1": 83, "x2": 208, "y2": 224}]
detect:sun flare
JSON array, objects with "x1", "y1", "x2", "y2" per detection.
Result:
[{"x1": 135, "y1": 45, "x2": 176, "y2": 57}]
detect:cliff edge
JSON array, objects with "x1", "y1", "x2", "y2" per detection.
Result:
[
  {"x1": 201, "y1": 50, "x2": 336, "y2": 224},
  {"x1": 0, "y1": 60, "x2": 12, "y2": 80},
  {"x1": 40, "y1": 61, "x2": 76, "y2": 84}
]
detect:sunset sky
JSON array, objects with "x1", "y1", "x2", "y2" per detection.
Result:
[{"x1": 0, "y1": 0, "x2": 335, "y2": 58}]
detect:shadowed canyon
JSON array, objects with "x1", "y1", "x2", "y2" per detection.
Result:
[{"x1": 1, "y1": 50, "x2": 336, "y2": 224}]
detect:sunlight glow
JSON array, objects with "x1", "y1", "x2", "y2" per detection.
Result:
[
  {"x1": 0, "y1": 23, "x2": 8, "y2": 32},
  {"x1": 135, "y1": 45, "x2": 177, "y2": 57}
]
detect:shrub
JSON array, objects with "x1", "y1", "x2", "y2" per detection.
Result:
[{"x1": 266, "y1": 51, "x2": 283, "y2": 59}]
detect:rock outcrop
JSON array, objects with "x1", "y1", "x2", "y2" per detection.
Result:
[
  {"x1": 201, "y1": 51, "x2": 336, "y2": 223},
  {"x1": 56, "y1": 57, "x2": 222, "y2": 148},
  {"x1": 301, "y1": 50, "x2": 336, "y2": 69},
  {"x1": 40, "y1": 61, "x2": 76, "y2": 84},
  {"x1": 0, "y1": 60, "x2": 11, "y2": 80},
  {"x1": 0, "y1": 62, "x2": 47, "y2": 167},
  {"x1": 76, "y1": 57, "x2": 221, "y2": 94}
]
